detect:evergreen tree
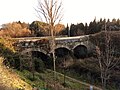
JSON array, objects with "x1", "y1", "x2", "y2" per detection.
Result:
[{"x1": 84, "y1": 23, "x2": 88, "y2": 35}]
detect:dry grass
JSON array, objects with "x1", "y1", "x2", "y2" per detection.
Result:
[{"x1": 0, "y1": 57, "x2": 32, "y2": 90}]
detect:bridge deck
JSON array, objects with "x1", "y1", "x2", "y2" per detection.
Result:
[
  {"x1": 55, "y1": 35, "x2": 89, "y2": 40},
  {"x1": 13, "y1": 35, "x2": 89, "y2": 41}
]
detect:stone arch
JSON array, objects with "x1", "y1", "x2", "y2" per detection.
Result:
[
  {"x1": 73, "y1": 44, "x2": 88, "y2": 59},
  {"x1": 73, "y1": 43, "x2": 88, "y2": 50},
  {"x1": 55, "y1": 47, "x2": 71, "y2": 57},
  {"x1": 55, "y1": 47, "x2": 75, "y2": 68},
  {"x1": 55, "y1": 45, "x2": 71, "y2": 51},
  {"x1": 31, "y1": 51, "x2": 52, "y2": 68},
  {"x1": 21, "y1": 48, "x2": 52, "y2": 68}
]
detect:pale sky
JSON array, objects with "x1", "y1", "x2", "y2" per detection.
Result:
[{"x1": 0, "y1": 0, "x2": 120, "y2": 26}]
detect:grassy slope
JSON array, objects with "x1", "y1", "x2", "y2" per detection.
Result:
[
  {"x1": 16, "y1": 68, "x2": 102, "y2": 90},
  {"x1": 0, "y1": 56, "x2": 102, "y2": 90},
  {"x1": 0, "y1": 57, "x2": 32, "y2": 90}
]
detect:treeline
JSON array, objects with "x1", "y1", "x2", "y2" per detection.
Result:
[
  {"x1": 1, "y1": 18, "x2": 120, "y2": 37},
  {"x1": 0, "y1": 21, "x2": 65, "y2": 37},
  {"x1": 29, "y1": 21, "x2": 65, "y2": 36},
  {"x1": 29, "y1": 18, "x2": 120, "y2": 37},
  {"x1": 60, "y1": 18, "x2": 120, "y2": 36},
  {"x1": 0, "y1": 21, "x2": 31, "y2": 38}
]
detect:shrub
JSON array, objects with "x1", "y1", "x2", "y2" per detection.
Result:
[{"x1": 34, "y1": 57, "x2": 45, "y2": 72}]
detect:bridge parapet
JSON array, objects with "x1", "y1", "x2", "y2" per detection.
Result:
[
  {"x1": 13, "y1": 35, "x2": 96, "y2": 57},
  {"x1": 13, "y1": 37, "x2": 50, "y2": 54},
  {"x1": 55, "y1": 35, "x2": 90, "y2": 50}
]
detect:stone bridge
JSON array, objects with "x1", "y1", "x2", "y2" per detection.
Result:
[{"x1": 14, "y1": 35, "x2": 96, "y2": 59}]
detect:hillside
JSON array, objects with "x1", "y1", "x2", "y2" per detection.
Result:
[{"x1": 0, "y1": 57, "x2": 32, "y2": 90}]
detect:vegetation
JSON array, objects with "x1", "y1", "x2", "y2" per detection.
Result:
[
  {"x1": 0, "y1": 57, "x2": 32, "y2": 90},
  {"x1": 16, "y1": 69, "x2": 97, "y2": 90},
  {"x1": 0, "y1": 21, "x2": 31, "y2": 38},
  {"x1": 1, "y1": 18, "x2": 120, "y2": 38},
  {"x1": 89, "y1": 31, "x2": 120, "y2": 90},
  {"x1": 0, "y1": 17, "x2": 120, "y2": 90},
  {"x1": 59, "y1": 18, "x2": 120, "y2": 36},
  {"x1": 35, "y1": 0, "x2": 64, "y2": 84}
]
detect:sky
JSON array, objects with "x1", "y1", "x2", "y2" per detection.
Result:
[{"x1": 0, "y1": 0, "x2": 120, "y2": 26}]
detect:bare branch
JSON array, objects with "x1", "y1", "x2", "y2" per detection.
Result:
[
  {"x1": 95, "y1": 29, "x2": 120, "y2": 89},
  {"x1": 36, "y1": 0, "x2": 63, "y2": 81}
]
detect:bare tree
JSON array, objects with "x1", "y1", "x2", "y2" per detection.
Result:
[
  {"x1": 36, "y1": 0, "x2": 63, "y2": 34},
  {"x1": 95, "y1": 23, "x2": 120, "y2": 90},
  {"x1": 36, "y1": 0, "x2": 63, "y2": 81}
]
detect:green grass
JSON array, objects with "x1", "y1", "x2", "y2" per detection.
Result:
[
  {"x1": 15, "y1": 70, "x2": 46, "y2": 89},
  {"x1": 15, "y1": 69, "x2": 95, "y2": 90}
]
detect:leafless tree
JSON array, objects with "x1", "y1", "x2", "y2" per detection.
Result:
[
  {"x1": 95, "y1": 22, "x2": 120, "y2": 90},
  {"x1": 36, "y1": 0, "x2": 63, "y2": 81},
  {"x1": 36, "y1": 0, "x2": 63, "y2": 35}
]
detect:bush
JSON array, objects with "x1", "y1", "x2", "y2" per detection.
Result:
[{"x1": 34, "y1": 57, "x2": 45, "y2": 72}]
